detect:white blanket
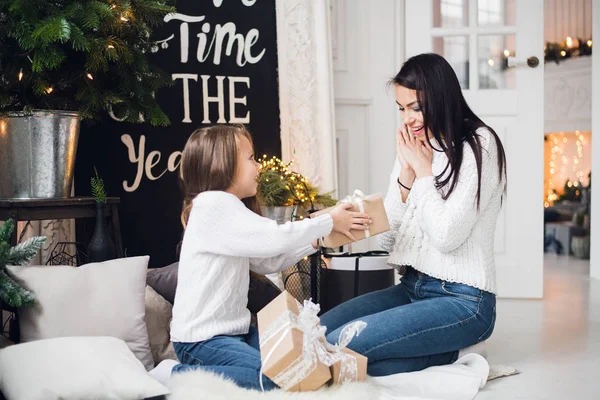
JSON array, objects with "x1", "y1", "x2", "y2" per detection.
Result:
[{"x1": 167, "y1": 354, "x2": 489, "y2": 400}]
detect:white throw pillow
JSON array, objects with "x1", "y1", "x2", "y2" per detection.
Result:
[
  {"x1": 0, "y1": 336, "x2": 169, "y2": 400},
  {"x1": 6, "y1": 256, "x2": 154, "y2": 370}
]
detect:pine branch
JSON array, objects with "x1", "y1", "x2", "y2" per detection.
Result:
[
  {"x1": 257, "y1": 170, "x2": 291, "y2": 207},
  {"x1": 0, "y1": 270, "x2": 36, "y2": 308},
  {"x1": 7, "y1": 236, "x2": 46, "y2": 265},
  {"x1": 0, "y1": 219, "x2": 14, "y2": 243},
  {"x1": 91, "y1": 166, "x2": 107, "y2": 203},
  {"x1": 31, "y1": 17, "x2": 71, "y2": 45}
]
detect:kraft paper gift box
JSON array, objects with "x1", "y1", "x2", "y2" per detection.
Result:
[
  {"x1": 257, "y1": 291, "x2": 331, "y2": 392},
  {"x1": 330, "y1": 347, "x2": 368, "y2": 384},
  {"x1": 311, "y1": 190, "x2": 390, "y2": 248}
]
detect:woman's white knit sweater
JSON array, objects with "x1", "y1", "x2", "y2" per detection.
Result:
[
  {"x1": 378, "y1": 128, "x2": 505, "y2": 294},
  {"x1": 170, "y1": 191, "x2": 333, "y2": 343}
]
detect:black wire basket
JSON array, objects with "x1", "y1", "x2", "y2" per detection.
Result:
[{"x1": 281, "y1": 251, "x2": 327, "y2": 307}]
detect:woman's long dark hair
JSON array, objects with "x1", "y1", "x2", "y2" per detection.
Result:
[{"x1": 391, "y1": 53, "x2": 506, "y2": 208}]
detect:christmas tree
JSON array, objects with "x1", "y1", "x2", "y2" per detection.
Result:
[
  {"x1": 0, "y1": 219, "x2": 46, "y2": 307},
  {"x1": 0, "y1": 0, "x2": 175, "y2": 125}
]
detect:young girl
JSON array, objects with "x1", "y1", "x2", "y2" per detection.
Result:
[
  {"x1": 320, "y1": 53, "x2": 507, "y2": 375},
  {"x1": 169, "y1": 124, "x2": 371, "y2": 390}
]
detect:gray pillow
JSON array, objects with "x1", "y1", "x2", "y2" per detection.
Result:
[{"x1": 146, "y1": 262, "x2": 178, "y2": 304}]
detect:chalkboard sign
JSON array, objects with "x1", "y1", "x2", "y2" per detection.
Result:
[{"x1": 75, "y1": 0, "x2": 281, "y2": 267}]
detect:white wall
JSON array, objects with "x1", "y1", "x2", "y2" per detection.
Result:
[
  {"x1": 591, "y1": 0, "x2": 600, "y2": 280},
  {"x1": 331, "y1": 0, "x2": 403, "y2": 251}
]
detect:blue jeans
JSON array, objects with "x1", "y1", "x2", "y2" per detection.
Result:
[
  {"x1": 320, "y1": 267, "x2": 496, "y2": 376},
  {"x1": 172, "y1": 326, "x2": 278, "y2": 391}
]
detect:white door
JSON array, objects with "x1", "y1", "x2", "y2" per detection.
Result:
[{"x1": 405, "y1": 0, "x2": 545, "y2": 298}]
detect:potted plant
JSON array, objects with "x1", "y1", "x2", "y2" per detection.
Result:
[
  {"x1": 0, "y1": 0, "x2": 175, "y2": 199},
  {"x1": 257, "y1": 155, "x2": 337, "y2": 224}
]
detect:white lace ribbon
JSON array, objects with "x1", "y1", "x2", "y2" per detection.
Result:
[
  {"x1": 339, "y1": 189, "x2": 370, "y2": 238},
  {"x1": 328, "y1": 321, "x2": 367, "y2": 383}
]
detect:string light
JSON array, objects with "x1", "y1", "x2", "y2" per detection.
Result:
[
  {"x1": 257, "y1": 154, "x2": 322, "y2": 206},
  {"x1": 108, "y1": 45, "x2": 115, "y2": 49},
  {"x1": 18, "y1": 68, "x2": 23, "y2": 81},
  {"x1": 120, "y1": 16, "x2": 128, "y2": 22},
  {"x1": 545, "y1": 131, "x2": 589, "y2": 207},
  {"x1": 86, "y1": 73, "x2": 94, "y2": 80},
  {"x1": 566, "y1": 36, "x2": 573, "y2": 48},
  {"x1": 46, "y1": 87, "x2": 53, "y2": 94},
  {"x1": 587, "y1": 40, "x2": 593, "y2": 47}
]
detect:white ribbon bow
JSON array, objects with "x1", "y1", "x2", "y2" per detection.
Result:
[
  {"x1": 259, "y1": 299, "x2": 367, "y2": 391},
  {"x1": 327, "y1": 321, "x2": 367, "y2": 383},
  {"x1": 339, "y1": 189, "x2": 370, "y2": 238}
]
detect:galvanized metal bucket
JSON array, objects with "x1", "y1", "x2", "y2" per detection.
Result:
[
  {"x1": 260, "y1": 206, "x2": 296, "y2": 224},
  {"x1": 0, "y1": 110, "x2": 80, "y2": 199}
]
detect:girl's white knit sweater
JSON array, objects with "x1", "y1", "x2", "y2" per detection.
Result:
[
  {"x1": 170, "y1": 191, "x2": 333, "y2": 343},
  {"x1": 378, "y1": 128, "x2": 505, "y2": 294}
]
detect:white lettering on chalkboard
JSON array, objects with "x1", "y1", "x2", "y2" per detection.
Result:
[
  {"x1": 229, "y1": 76, "x2": 250, "y2": 123},
  {"x1": 163, "y1": 14, "x2": 207, "y2": 63},
  {"x1": 165, "y1": 14, "x2": 265, "y2": 66},
  {"x1": 201, "y1": 75, "x2": 226, "y2": 123},
  {"x1": 121, "y1": 134, "x2": 182, "y2": 193},
  {"x1": 172, "y1": 74, "x2": 250, "y2": 124},
  {"x1": 119, "y1": 3, "x2": 267, "y2": 191},
  {"x1": 213, "y1": 0, "x2": 257, "y2": 8},
  {"x1": 171, "y1": 73, "x2": 198, "y2": 123}
]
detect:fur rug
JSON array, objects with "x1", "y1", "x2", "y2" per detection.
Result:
[
  {"x1": 166, "y1": 355, "x2": 518, "y2": 400},
  {"x1": 167, "y1": 370, "x2": 378, "y2": 400}
]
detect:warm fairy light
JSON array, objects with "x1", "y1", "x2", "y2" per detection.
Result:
[
  {"x1": 86, "y1": 73, "x2": 94, "y2": 80},
  {"x1": 545, "y1": 131, "x2": 589, "y2": 207},
  {"x1": 257, "y1": 154, "x2": 320, "y2": 207},
  {"x1": 587, "y1": 40, "x2": 593, "y2": 47},
  {"x1": 18, "y1": 69, "x2": 23, "y2": 81},
  {"x1": 108, "y1": 45, "x2": 115, "y2": 49},
  {"x1": 120, "y1": 16, "x2": 128, "y2": 22},
  {"x1": 566, "y1": 37, "x2": 573, "y2": 48},
  {"x1": 46, "y1": 87, "x2": 53, "y2": 94},
  {"x1": 503, "y1": 49, "x2": 510, "y2": 57},
  {"x1": 488, "y1": 58, "x2": 494, "y2": 66},
  {"x1": 560, "y1": 50, "x2": 567, "y2": 57}
]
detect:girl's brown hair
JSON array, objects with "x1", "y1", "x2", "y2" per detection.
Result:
[{"x1": 179, "y1": 124, "x2": 261, "y2": 230}]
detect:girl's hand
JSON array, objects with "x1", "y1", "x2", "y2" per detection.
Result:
[
  {"x1": 403, "y1": 130, "x2": 433, "y2": 178},
  {"x1": 329, "y1": 203, "x2": 371, "y2": 242},
  {"x1": 396, "y1": 126, "x2": 414, "y2": 172}
]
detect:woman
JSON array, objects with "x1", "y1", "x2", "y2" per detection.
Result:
[{"x1": 320, "y1": 53, "x2": 507, "y2": 375}]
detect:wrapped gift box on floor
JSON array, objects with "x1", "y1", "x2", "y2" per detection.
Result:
[
  {"x1": 311, "y1": 190, "x2": 390, "y2": 248},
  {"x1": 331, "y1": 347, "x2": 368, "y2": 384},
  {"x1": 326, "y1": 321, "x2": 369, "y2": 384},
  {"x1": 257, "y1": 291, "x2": 331, "y2": 391}
]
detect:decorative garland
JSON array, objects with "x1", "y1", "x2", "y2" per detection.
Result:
[{"x1": 544, "y1": 37, "x2": 592, "y2": 64}]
